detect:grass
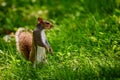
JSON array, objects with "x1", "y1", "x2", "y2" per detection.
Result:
[{"x1": 0, "y1": 0, "x2": 120, "y2": 80}]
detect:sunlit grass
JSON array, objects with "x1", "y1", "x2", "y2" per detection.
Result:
[{"x1": 0, "y1": 0, "x2": 120, "y2": 80}]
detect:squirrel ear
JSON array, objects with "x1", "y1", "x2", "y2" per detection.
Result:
[{"x1": 38, "y1": 17, "x2": 43, "y2": 23}]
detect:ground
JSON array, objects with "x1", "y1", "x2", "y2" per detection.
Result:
[{"x1": 0, "y1": 0, "x2": 120, "y2": 80}]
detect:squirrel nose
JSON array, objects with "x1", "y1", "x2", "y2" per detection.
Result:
[{"x1": 50, "y1": 24, "x2": 53, "y2": 28}]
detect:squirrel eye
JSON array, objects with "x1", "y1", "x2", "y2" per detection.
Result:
[{"x1": 46, "y1": 22, "x2": 49, "y2": 24}]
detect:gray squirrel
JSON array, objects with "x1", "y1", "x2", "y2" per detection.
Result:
[{"x1": 15, "y1": 18, "x2": 53, "y2": 66}]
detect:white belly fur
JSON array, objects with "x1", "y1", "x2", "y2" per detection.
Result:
[
  {"x1": 41, "y1": 30, "x2": 47, "y2": 45},
  {"x1": 36, "y1": 46, "x2": 46, "y2": 64}
]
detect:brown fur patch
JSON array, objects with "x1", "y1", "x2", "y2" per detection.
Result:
[{"x1": 16, "y1": 29, "x2": 32, "y2": 60}]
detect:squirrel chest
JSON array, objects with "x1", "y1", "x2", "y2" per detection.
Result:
[
  {"x1": 36, "y1": 30, "x2": 47, "y2": 63},
  {"x1": 33, "y1": 29, "x2": 47, "y2": 47}
]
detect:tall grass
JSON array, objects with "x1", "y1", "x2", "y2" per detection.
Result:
[{"x1": 0, "y1": 0, "x2": 120, "y2": 80}]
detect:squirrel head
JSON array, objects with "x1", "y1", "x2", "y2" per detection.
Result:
[{"x1": 37, "y1": 17, "x2": 53, "y2": 29}]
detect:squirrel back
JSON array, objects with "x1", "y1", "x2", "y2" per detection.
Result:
[{"x1": 15, "y1": 28, "x2": 32, "y2": 60}]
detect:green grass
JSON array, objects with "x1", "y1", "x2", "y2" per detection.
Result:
[{"x1": 0, "y1": 0, "x2": 120, "y2": 80}]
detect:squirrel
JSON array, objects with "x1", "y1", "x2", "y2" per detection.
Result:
[{"x1": 15, "y1": 18, "x2": 53, "y2": 66}]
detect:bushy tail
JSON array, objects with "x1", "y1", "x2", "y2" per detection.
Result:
[
  {"x1": 15, "y1": 28, "x2": 32, "y2": 60},
  {"x1": 15, "y1": 28, "x2": 26, "y2": 52}
]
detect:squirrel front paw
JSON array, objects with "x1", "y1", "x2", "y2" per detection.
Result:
[
  {"x1": 45, "y1": 46, "x2": 53, "y2": 55},
  {"x1": 49, "y1": 47, "x2": 53, "y2": 55}
]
